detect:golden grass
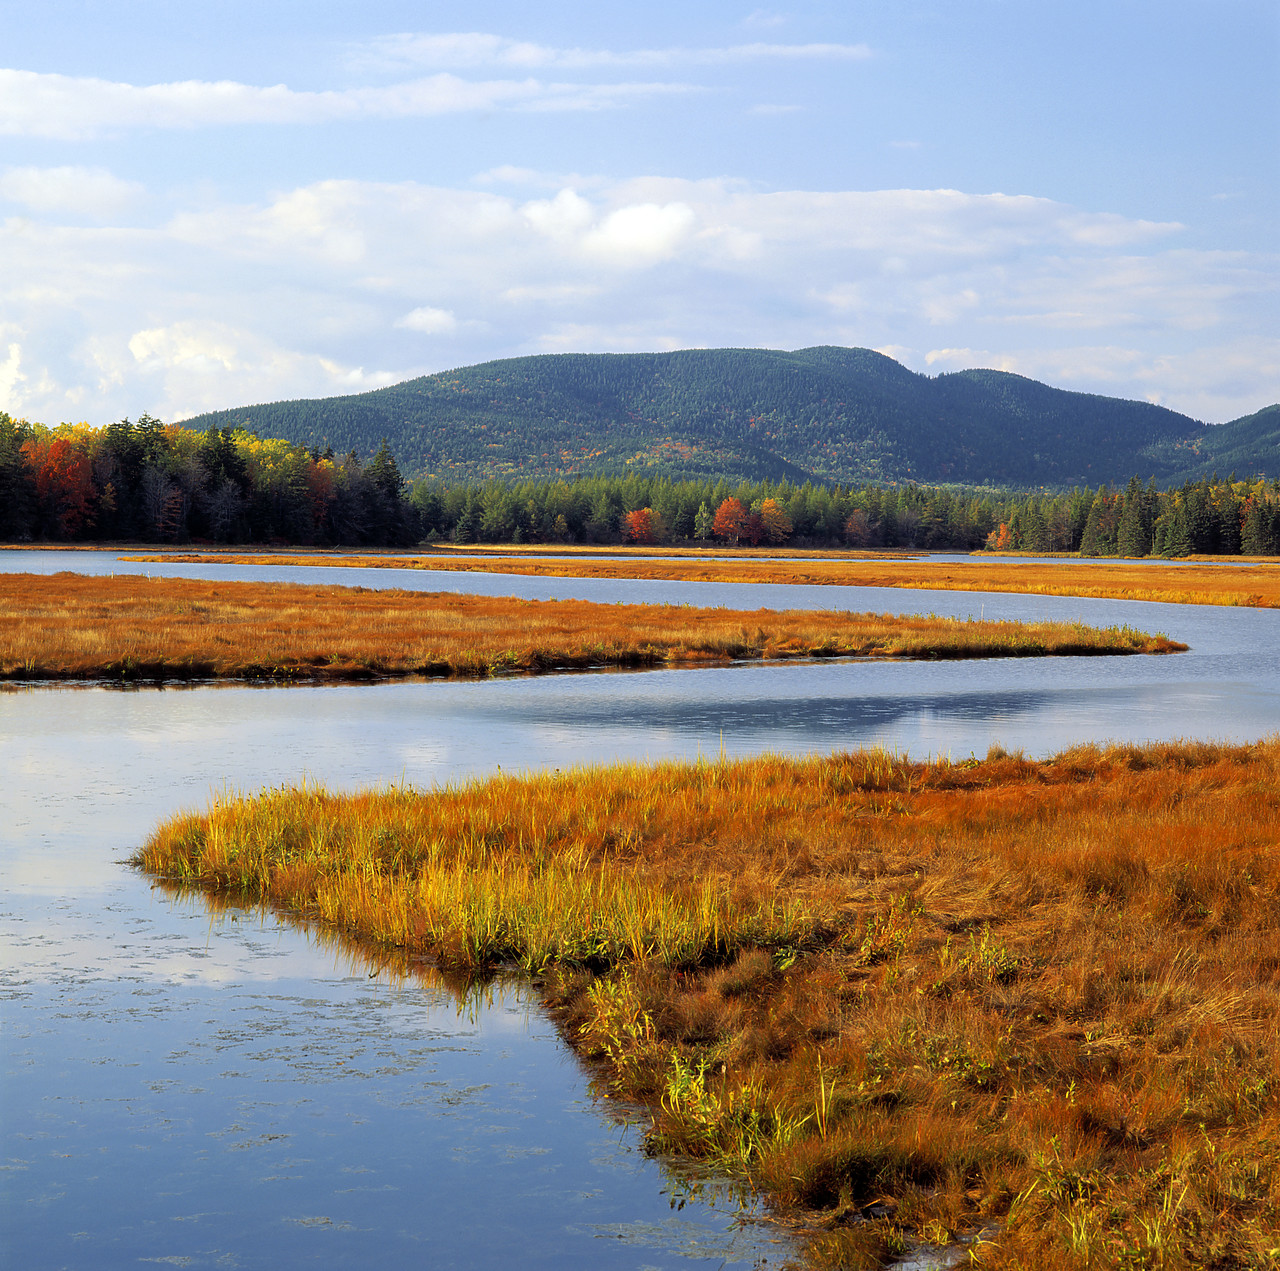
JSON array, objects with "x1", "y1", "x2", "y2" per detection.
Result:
[
  {"x1": 0, "y1": 572, "x2": 1182, "y2": 683},
  {"x1": 123, "y1": 548, "x2": 1280, "y2": 609},
  {"x1": 137, "y1": 740, "x2": 1280, "y2": 1267}
]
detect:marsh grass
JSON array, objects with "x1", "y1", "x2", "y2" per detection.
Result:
[
  {"x1": 0, "y1": 572, "x2": 1182, "y2": 683},
  {"x1": 125, "y1": 549, "x2": 1280, "y2": 609},
  {"x1": 137, "y1": 740, "x2": 1280, "y2": 1267}
]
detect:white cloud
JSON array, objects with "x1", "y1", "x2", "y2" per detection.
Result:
[
  {"x1": 583, "y1": 202, "x2": 697, "y2": 266},
  {"x1": 522, "y1": 188, "x2": 596, "y2": 240},
  {"x1": 0, "y1": 67, "x2": 692, "y2": 139},
  {"x1": 117, "y1": 320, "x2": 402, "y2": 418},
  {"x1": 0, "y1": 165, "x2": 144, "y2": 217},
  {"x1": 396, "y1": 306, "x2": 458, "y2": 334},
  {"x1": 0, "y1": 340, "x2": 24, "y2": 407},
  {"x1": 352, "y1": 31, "x2": 872, "y2": 71},
  {"x1": 1, "y1": 176, "x2": 1274, "y2": 425}
]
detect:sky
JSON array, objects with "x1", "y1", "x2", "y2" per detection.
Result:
[{"x1": 0, "y1": 1, "x2": 1276, "y2": 428}]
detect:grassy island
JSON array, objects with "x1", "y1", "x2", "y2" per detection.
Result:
[
  {"x1": 0, "y1": 572, "x2": 1182, "y2": 683},
  {"x1": 122, "y1": 548, "x2": 1280, "y2": 609},
  {"x1": 136, "y1": 740, "x2": 1280, "y2": 1268}
]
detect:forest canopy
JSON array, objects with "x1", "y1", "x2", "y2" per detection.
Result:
[{"x1": 3, "y1": 412, "x2": 1278, "y2": 556}]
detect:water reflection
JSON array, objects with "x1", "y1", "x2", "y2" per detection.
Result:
[{"x1": 0, "y1": 687, "x2": 793, "y2": 1270}]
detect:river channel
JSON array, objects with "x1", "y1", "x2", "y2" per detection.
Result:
[{"x1": 3, "y1": 552, "x2": 1278, "y2": 1269}]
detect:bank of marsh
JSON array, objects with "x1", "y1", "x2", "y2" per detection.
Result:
[
  {"x1": 0, "y1": 572, "x2": 1183, "y2": 683},
  {"x1": 138, "y1": 740, "x2": 1280, "y2": 1269},
  {"x1": 126, "y1": 548, "x2": 1280, "y2": 609}
]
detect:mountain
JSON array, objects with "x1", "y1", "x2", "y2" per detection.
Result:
[
  {"x1": 179, "y1": 347, "x2": 1278, "y2": 488},
  {"x1": 1175, "y1": 404, "x2": 1280, "y2": 485}
]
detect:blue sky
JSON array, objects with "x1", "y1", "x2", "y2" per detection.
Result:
[{"x1": 1, "y1": 1, "x2": 1275, "y2": 426}]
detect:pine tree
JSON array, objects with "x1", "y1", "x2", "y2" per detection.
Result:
[{"x1": 1117, "y1": 478, "x2": 1150, "y2": 558}]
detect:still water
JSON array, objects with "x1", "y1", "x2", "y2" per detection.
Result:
[{"x1": 3, "y1": 552, "x2": 1278, "y2": 1268}]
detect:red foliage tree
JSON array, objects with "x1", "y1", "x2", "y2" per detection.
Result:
[
  {"x1": 22, "y1": 436, "x2": 96, "y2": 537},
  {"x1": 711, "y1": 498, "x2": 748, "y2": 543},
  {"x1": 621, "y1": 507, "x2": 658, "y2": 544}
]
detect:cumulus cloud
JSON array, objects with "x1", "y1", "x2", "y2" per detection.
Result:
[
  {"x1": 396, "y1": 306, "x2": 459, "y2": 334},
  {"x1": 352, "y1": 31, "x2": 873, "y2": 71},
  {"x1": 0, "y1": 68, "x2": 692, "y2": 139},
  {"x1": 0, "y1": 165, "x2": 144, "y2": 217},
  {"x1": 1, "y1": 175, "x2": 1274, "y2": 424},
  {"x1": 115, "y1": 320, "x2": 402, "y2": 418},
  {"x1": 0, "y1": 341, "x2": 24, "y2": 403},
  {"x1": 582, "y1": 202, "x2": 696, "y2": 265}
]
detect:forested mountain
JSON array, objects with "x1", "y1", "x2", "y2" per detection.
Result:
[
  {"x1": 179, "y1": 347, "x2": 1277, "y2": 488},
  {"x1": 1175, "y1": 404, "x2": 1280, "y2": 484}
]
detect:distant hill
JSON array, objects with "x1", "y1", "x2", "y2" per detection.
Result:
[
  {"x1": 180, "y1": 347, "x2": 1278, "y2": 488},
  {"x1": 1169, "y1": 403, "x2": 1280, "y2": 485}
]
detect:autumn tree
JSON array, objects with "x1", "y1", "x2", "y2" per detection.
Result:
[
  {"x1": 711, "y1": 497, "x2": 748, "y2": 544},
  {"x1": 622, "y1": 507, "x2": 658, "y2": 544},
  {"x1": 22, "y1": 435, "x2": 96, "y2": 538},
  {"x1": 843, "y1": 508, "x2": 871, "y2": 547},
  {"x1": 758, "y1": 497, "x2": 793, "y2": 544}
]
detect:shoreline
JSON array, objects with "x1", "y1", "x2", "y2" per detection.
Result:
[
  {"x1": 136, "y1": 740, "x2": 1280, "y2": 1268},
  {"x1": 0, "y1": 572, "x2": 1183, "y2": 685}
]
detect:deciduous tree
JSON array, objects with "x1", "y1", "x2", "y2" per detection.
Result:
[{"x1": 711, "y1": 497, "x2": 747, "y2": 544}]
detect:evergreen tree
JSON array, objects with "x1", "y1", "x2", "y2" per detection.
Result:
[
  {"x1": 1079, "y1": 491, "x2": 1118, "y2": 557},
  {"x1": 1116, "y1": 477, "x2": 1150, "y2": 557}
]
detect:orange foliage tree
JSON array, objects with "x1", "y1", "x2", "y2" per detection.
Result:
[
  {"x1": 758, "y1": 498, "x2": 793, "y2": 544},
  {"x1": 622, "y1": 507, "x2": 658, "y2": 544},
  {"x1": 711, "y1": 497, "x2": 748, "y2": 544}
]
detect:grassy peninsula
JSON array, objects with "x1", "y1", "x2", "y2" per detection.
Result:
[
  {"x1": 0, "y1": 572, "x2": 1182, "y2": 683},
  {"x1": 124, "y1": 549, "x2": 1280, "y2": 609},
  {"x1": 136, "y1": 740, "x2": 1280, "y2": 1268}
]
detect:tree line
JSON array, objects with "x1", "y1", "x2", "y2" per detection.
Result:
[
  {"x1": 412, "y1": 471, "x2": 1280, "y2": 556},
  {"x1": 3, "y1": 413, "x2": 1278, "y2": 555},
  {"x1": 1, "y1": 415, "x2": 415, "y2": 546}
]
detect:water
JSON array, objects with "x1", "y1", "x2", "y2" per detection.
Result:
[
  {"x1": 2, "y1": 551, "x2": 1278, "y2": 1268},
  {"x1": 1, "y1": 688, "x2": 792, "y2": 1270},
  {"x1": 4, "y1": 547, "x2": 1278, "y2": 758}
]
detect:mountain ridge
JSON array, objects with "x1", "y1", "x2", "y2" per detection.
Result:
[{"x1": 179, "y1": 346, "x2": 1277, "y2": 488}]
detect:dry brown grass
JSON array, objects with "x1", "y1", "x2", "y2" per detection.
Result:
[
  {"x1": 137, "y1": 740, "x2": 1280, "y2": 1267},
  {"x1": 0, "y1": 572, "x2": 1181, "y2": 682},
  {"x1": 123, "y1": 548, "x2": 1280, "y2": 609}
]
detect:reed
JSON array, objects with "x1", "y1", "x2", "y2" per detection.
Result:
[
  {"x1": 0, "y1": 572, "x2": 1182, "y2": 683},
  {"x1": 122, "y1": 549, "x2": 1280, "y2": 609},
  {"x1": 137, "y1": 740, "x2": 1280, "y2": 1267}
]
